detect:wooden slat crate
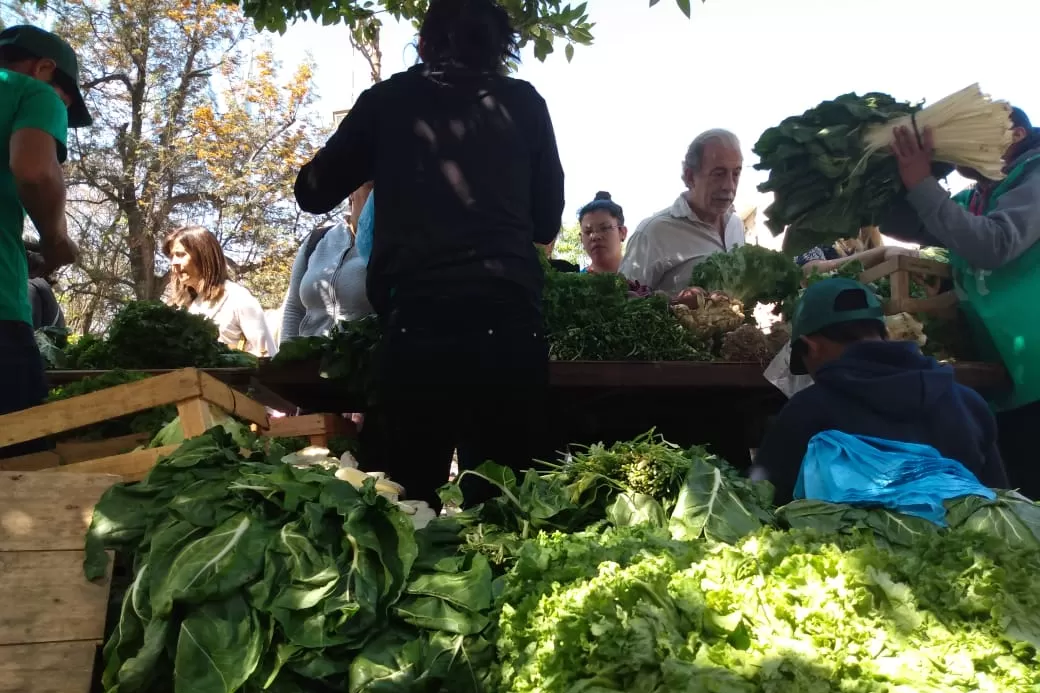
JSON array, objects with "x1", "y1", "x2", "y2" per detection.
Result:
[
  {"x1": 0, "y1": 471, "x2": 120, "y2": 693},
  {"x1": 265, "y1": 412, "x2": 358, "y2": 448},
  {"x1": 0, "y1": 368, "x2": 270, "y2": 482},
  {"x1": 858, "y1": 255, "x2": 956, "y2": 316}
]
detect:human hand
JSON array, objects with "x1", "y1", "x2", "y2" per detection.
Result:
[
  {"x1": 891, "y1": 125, "x2": 935, "y2": 190},
  {"x1": 344, "y1": 412, "x2": 364, "y2": 431}
]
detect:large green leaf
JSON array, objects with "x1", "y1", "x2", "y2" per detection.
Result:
[
  {"x1": 174, "y1": 593, "x2": 265, "y2": 693},
  {"x1": 669, "y1": 458, "x2": 770, "y2": 544},
  {"x1": 152, "y1": 513, "x2": 269, "y2": 616}
]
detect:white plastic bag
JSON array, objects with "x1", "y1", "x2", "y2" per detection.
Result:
[{"x1": 764, "y1": 340, "x2": 815, "y2": 399}]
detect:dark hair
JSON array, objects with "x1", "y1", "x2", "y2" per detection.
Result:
[
  {"x1": 419, "y1": 0, "x2": 520, "y2": 72},
  {"x1": 1010, "y1": 106, "x2": 1040, "y2": 155},
  {"x1": 0, "y1": 44, "x2": 35, "y2": 66},
  {"x1": 578, "y1": 191, "x2": 625, "y2": 225},
  {"x1": 0, "y1": 44, "x2": 78, "y2": 98},
  {"x1": 162, "y1": 225, "x2": 229, "y2": 307}
]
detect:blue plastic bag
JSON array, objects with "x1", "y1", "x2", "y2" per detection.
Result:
[
  {"x1": 355, "y1": 190, "x2": 374, "y2": 264},
  {"x1": 794, "y1": 430, "x2": 995, "y2": 526}
]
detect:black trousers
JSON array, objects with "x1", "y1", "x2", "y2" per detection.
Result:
[
  {"x1": 0, "y1": 320, "x2": 50, "y2": 459},
  {"x1": 367, "y1": 293, "x2": 549, "y2": 509},
  {"x1": 996, "y1": 400, "x2": 1040, "y2": 500}
]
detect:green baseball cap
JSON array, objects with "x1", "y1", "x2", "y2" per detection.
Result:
[
  {"x1": 789, "y1": 277, "x2": 885, "y2": 374},
  {"x1": 0, "y1": 25, "x2": 91, "y2": 128}
]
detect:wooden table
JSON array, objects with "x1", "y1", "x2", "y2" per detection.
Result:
[{"x1": 252, "y1": 358, "x2": 1010, "y2": 469}]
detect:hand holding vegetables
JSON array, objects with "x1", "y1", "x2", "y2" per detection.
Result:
[{"x1": 892, "y1": 124, "x2": 937, "y2": 188}]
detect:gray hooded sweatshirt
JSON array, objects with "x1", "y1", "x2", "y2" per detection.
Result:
[{"x1": 881, "y1": 142, "x2": 1040, "y2": 269}]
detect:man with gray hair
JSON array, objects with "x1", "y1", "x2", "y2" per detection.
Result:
[{"x1": 620, "y1": 129, "x2": 746, "y2": 295}]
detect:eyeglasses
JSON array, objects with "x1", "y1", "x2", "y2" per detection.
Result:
[{"x1": 581, "y1": 224, "x2": 618, "y2": 237}]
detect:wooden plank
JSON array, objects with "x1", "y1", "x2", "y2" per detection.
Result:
[
  {"x1": 266, "y1": 413, "x2": 355, "y2": 440},
  {"x1": 46, "y1": 367, "x2": 256, "y2": 389},
  {"x1": 0, "y1": 472, "x2": 118, "y2": 551},
  {"x1": 859, "y1": 255, "x2": 951, "y2": 285},
  {"x1": 897, "y1": 255, "x2": 951, "y2": 278},
  {"x1": 0, "y1": 369, "x2": 201, "y2": 448},
  {"x1": 198, "y1": 371, "x2": 270, "y2": 429},
  {"x1": 55, "y1": 432, "x2": 150, "y2": 464},
  {"x1": 0, "y1": 641, "x2": 97, "y2": 693},
  {"x1": 0, "y1": 452, "x2": 61, "y2": 472},
  {"x1": 45, "y1": 446, "x2": 178, "y2": 483},
  {"x1": 858, "y1": 258, "x2": 899, "y2": 285},
  {"x1": 886, "y1": 291, "x2": 959, "y2": 316},
  {"x1": 550, "y1": 361, "x2": 773, "y2": 389},
  {"x1": 176, "y1": 397, "x2": 216, "y2": 438},
  {"x1": 0, "y1": 551, "x2": 110, "y2": 645}
]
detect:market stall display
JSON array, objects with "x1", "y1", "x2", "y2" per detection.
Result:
[
  {"x1": 78, "y1": 427, "x2": 1040, "y2": 692},
  {"x1": 755, "y1": 84, "x2": 1011, "y2": 254}
]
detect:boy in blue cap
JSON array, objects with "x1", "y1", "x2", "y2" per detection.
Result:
[
  {"x1": 752, "y1": 277, "x2": 1008, "y2": 504},
  {"x1": 0, "y1": 25, "x2": 88, "y2": 455}
]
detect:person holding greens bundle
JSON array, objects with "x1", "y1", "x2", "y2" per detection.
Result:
[
  {"x1": 882, "y1": 106, "x2": 1040, "y2": 499},
  {"x1": 294, "y1": 0, "x2": 565, "y2": 509}
]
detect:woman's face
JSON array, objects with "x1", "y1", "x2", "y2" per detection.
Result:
[
  {"x1": 169, "y1": 240, "x2": 199, "y2": 287},
  {"x1": 580, "y1": 209, "x2": 627, "y2": 272}
]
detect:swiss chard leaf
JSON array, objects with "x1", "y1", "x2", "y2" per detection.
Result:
[{"x1": 669, "y1": 458, "x2": 771, "y2": 544}]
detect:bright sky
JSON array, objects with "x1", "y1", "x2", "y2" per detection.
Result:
[{"x1": 267, "y1": 0, "x2": 1037, "y2": 250}]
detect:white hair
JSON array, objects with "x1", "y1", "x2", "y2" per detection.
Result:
[{"x1": 682, "y1": 129, "x2": 741, "y2": 175}]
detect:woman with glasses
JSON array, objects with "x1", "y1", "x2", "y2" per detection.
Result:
[{"x1": 578, "y1": 191, "x2": 627, "y2": 274}]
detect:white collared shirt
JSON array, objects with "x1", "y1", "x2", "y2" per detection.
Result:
[{"x1": 619, "y1": 194, "x2": 745, "y2": 295}]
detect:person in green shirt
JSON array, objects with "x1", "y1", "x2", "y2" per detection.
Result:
[
  {"x1": 0, "y1": 25, "x2": 89, "y2": 457},
  {"x1": 882, "y1": 106, "x2": 1040, "y2": 499}
]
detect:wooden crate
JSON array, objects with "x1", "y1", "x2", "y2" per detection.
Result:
[
  {"x1": 265, "y1": 412, "x2": 358, "y2": 448},
  {"x1": 0, "y1": 471, "x2": 120, "y2": 693},
  {"x1": 0, "y1": 368, "x2": 270, "y2": 482},
  {"x1": 858, "y1": 255, "x2": 956, "y2": 316}
]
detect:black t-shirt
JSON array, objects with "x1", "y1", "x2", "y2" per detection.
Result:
[{"x1": 295, "y1": 64, "x2": 566, "y2": 316}]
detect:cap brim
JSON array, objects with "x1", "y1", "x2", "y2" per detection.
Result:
[{"x1": 67, "y1": 90, "x2": 91, "y2": 128}]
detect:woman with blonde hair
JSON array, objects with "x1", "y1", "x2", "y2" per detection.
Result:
[{"x1": 162, "y1": 225, "x2": 276, "y2": 357}]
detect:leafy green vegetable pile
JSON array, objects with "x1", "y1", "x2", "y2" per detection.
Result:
[
  {"x1": 86, "y1": 428, "x2": 1040, "y2": 692},
  {"x1": 271, "y1": 314, "x2": 383, "y2": 404},
  {"x1": 755, "y1": 92, "x2": 954, "y2": 254},
  {"x1": 270, "y1": 266, "x2": 712, "y2": 402},
  {"x1": 688, "y1": 244, "x2": 802, "y2": 319},
  {"x1": 542, "y1": 270, "x2": 706, "y2": 361},
  {"x1": 58, "y1": 301, "x2": 256, "y2": 370}
]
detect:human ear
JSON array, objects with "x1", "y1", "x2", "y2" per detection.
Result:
[
  {"x1": 618, "y1": 225, "x2": 628, "y2": 243},
  {"x1": 1011, "y1": 126, "x2": 1028, "y2": 145},
  {"x1": 31, "y1": 59, "x2": 57, "y2": 83}
]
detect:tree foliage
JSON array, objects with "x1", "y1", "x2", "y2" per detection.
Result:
[
  {"x1": 229, "y1": 0, "x2": 701, "y2": 63},
  {"x1": 11, "y1": 0, "x2": 329, "y2": 332},
  {"x1": 553, "y1": 222, "x2": 585, "y2": 266}
]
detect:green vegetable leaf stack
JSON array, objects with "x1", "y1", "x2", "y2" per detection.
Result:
[
  {"x1": 754, "y1": 92, "x2": 955, "y2": 254},
  {"x1": 87, "y1": 429, "x2": 1040, "y2": 692}
]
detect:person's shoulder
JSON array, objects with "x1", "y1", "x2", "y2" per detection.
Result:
[
  {"x1": 952, "y1": 382, "x2": 996, "y2": 419},
  {"x1": 224, "y1": 280, "x2": 259, "y2": 302},
  {"x1": 635, "y1": 207, "x2": 681, "y2": 235}
]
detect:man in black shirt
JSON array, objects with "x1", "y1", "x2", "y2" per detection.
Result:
[{"x1": 294, "y1": 0, "x2": 565, "y2": 508}]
